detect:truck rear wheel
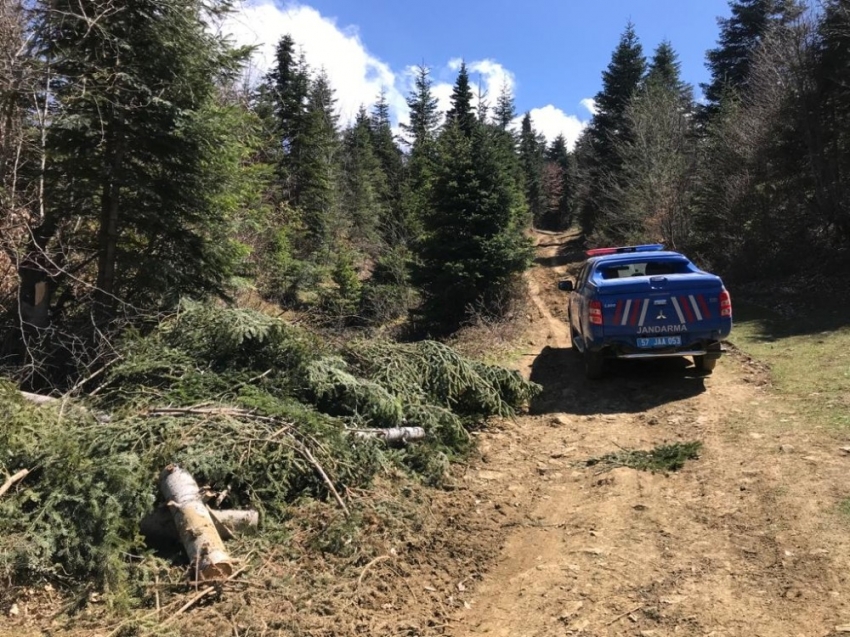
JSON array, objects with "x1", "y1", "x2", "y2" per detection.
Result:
[
  {"x1": 585, "y1": 350, "x2": 605, "y2": 380},
  {"x1": 693, "y1": 355, "x2": 717, "y2": 373}
]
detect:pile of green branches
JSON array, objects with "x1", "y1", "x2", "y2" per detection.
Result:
[
  {"x1": 586, "y1": 441, "x2": 703, "y2": 473},
  {"x1": 0, "y1": 301, "x2": 540, "y2": 593}
]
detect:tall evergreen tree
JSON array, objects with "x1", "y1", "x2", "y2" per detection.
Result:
[
  {"x1": 266, "y1": 34, "x2": 310, "y2": 200},
  {"x1": 402, "y1": 65, "x2": 441, "y2": 150},
  {"x1": 445, "y1": 62, "x2": 477, "y2": 137},
  {"x1": 543, "y1": 135, "x2": 576, "y2": 229},
  {"x1": 494, "y1": 82, "x2": 517, "y2": 130},
  {"x1": 812, "y1": 0, "x2": 850, "y2": 239},
  {"x1": 35, "y1": 0, "x2": 247, "y2": 317},
  {"x1": 298, "y1": 71, "x2": 340, "y2": 251},
  {"x1": 401, "y1": 65, "x2": 441, "y2": 244},
  {"x1": 518, "y1": 113, "x2": 547, "y2": 226},
  {"x1": 645, "y1": 40, "x2": 693, "y2": 103},
  {"x1": 415, "y1": 121, "x2": 533, "y2": 331},
  {"x1": 578, "y1": 22, "x2": 646, "y2": 235},
  {"x1": 340, "y1": 107, "x2": 384, "y2": 252},
  {"x1": 702, "y1": 0, "x2": 803, "y2": 114},
  {"x1": 369, "y1": 89, "x2": 405, "y2": 240}
]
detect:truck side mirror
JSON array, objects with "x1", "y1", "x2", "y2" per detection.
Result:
[{"x1": 557, "y1": 279, "x2": 574, "y2": 292}]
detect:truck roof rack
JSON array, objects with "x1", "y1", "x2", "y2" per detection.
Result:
[{"x1": 586, "y1": 244, "x2": 664, "y2": 257}]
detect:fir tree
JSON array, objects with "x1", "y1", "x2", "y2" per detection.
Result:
[
  {"x1": 578, "y1": 22, "x2": 646, "y2": 235},
  {"x1": 544, "y1": 135, "x2": 576, "y2": 229},
  {"x1": 266, "y1": 34, "x2": 310, "y2": 200},
  {"x1": 519, "y1": 112, "x2": 547, "y2": 226},
  {"x1": 645, "y1": 41, "x2": 692, "y2": 98},
  {"x1": 37, "y1": 0, "x2": 248, "y2": 316},
  {"x1": 702, "y1": 0, "x2": 803, "y2": 114},
  {"x1": 494, "y1": 82, "x2": 517, "y2": 130},
  {"x1": 401, "y1": 65, "x2": 441, "y2": 244},
  {"x1": 402, "y1": 65, "x2": 441, "y2": 150},
  {"x1": 415, "y1": 121, "x2": 533, "y2": 331},
  {"x1": 297, "y1": 71, "x2": 340, "y2": 252},
  {"x1": 340, "y1": 107, "x2": 384, "y2": 252},
  {"x1": 445, "y1": 62, "x2": 477, "y2": 137},
  {"x1": 368, "y1": 89, "x2": 405, "y2": 240}
]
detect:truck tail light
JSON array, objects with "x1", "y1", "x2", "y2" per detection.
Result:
[
  {"x1": 719, "y1": 289, "x2": 732, "y2": 318},
  {"x1": 589, "y1": 300, "x2": 603, "y2": 325}
]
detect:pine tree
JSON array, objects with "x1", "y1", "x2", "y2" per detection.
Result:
[
  {"x1": 494, "y1": 82, "x2": 517, "y2": 130},
  {"x1": 36, "y1": 0, "x2": 247, "y2": 317},
  {"x1": 445, "y1": 62, "x2": 477, "y2": 137},
  {"x1": 702, "y1": 0, "x2": 803, "y2": 114},
  {"x1": 266, "y1": 34, "x2": 310, "y2": 200},
  {"x1": 401, "y1": 65, "x2": 441, "y2": 247},
  {"x1": 807, "y1": 0, "x2": 850, "y2": 239},
  {"x1": 340, "y1": 107, "x2": 384, "y2": 253},
  {"x1": 415, "y1": 121, "x2": 533, "y2": 331},
  {"x1": 402, "y1": 65, "x2": 441, "y2": 150},
  {"x1": 579, "y1": 22, "x2": 646, "y2": 235},
  {"x1": 518, "y1": 112, "x2": 547, "y2": 226},
  {"x1": 297, "y1": 71, "x2": 340, "y2": 252},
  {"x1": 645, "y1": 40, "x2": 692, "y2": 103},
  {"x1": 369, "y1": 89, "x2": 405, "y2": 241},
  {"x1": 543, "y1": 135, "x2": 576, "y2": 229}
]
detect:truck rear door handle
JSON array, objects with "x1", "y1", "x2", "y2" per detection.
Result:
[{"x1": 649, "y1": 276, "x2": 667, "y2": 290}]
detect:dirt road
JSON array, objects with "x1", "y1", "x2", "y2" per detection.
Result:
[{"x1": 447, "y1": 231, "x2": 850, "y2": 637}]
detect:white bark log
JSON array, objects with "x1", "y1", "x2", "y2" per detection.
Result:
[
  {"x1": 353, "y1": 427, "x2": 426, "y2": 442},
  {"x1": 19, "y1": 391, "x2": 57, "y2": 405},
  {"x1": 159, "y1": 464, "x2": 235, "y2": 580},
  {"x1": 140, "y1": 506, "x2": 259, "y2": 542}
]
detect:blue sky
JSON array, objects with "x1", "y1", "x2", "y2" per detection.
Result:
[{"x1": 226, "y1": 0, "x2": 733, "y2": 147}]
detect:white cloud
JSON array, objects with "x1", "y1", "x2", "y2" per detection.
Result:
[
  {"x1": 512, "y1": 106, "x2": 588, "y2": 150},
  {"x1": 580, "y1": 98, "x2": 598, "y2": 116},
  {"x1": 222, "y1": 1, "x2": 585, "y2": 146},
  {"x1": 223, "y1": 0, "x2": 406, "y2": 127}
]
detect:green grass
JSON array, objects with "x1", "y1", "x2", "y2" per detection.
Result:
[
  {"x1": 731, "y1": 300, "x2": 850, "y2": 430},
  {"x1": 837, "y1": 497, "x2": 850, "y2": 520}
]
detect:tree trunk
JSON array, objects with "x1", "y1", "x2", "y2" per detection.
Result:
[
  {"x1": 140, "y1": 506, "x2": 259, "y2": 543},
  {"x1": 95, "y1": 117, "x2": 123, "y2": 317},
  {"x1": 159, "y1": 464, "x2": 235, "y2": 580}
]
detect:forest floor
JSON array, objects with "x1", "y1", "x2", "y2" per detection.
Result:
[{"x1": 7, "y1": 230, "x2": 850, "y2": 637}]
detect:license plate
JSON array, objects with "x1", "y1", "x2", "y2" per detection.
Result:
[{"x1": 637, "y1": 336, "x2": 682, "y2": 348}]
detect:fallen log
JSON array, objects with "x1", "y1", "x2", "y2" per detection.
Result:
[
  {"x1": 159, "y1": 464, "x2": 235, "y2": 580},
  {"x1": 353, "y1": 427, "x2": 426, "y2": 443},
  {"x1": 19, "y1": 391, "x2": 58, "y2": 406},
  {"x1": 140, "y1": 506, "x2": 259, "y2": 543}
]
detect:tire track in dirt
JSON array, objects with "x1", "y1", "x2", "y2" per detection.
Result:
[{"x1": 448, "y1": 231, "x2": 850, "y2": 637}]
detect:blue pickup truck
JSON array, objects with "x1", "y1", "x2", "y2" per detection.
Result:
[{"x1": 558, "y1": 244, "x2": 732, "y2": 379}]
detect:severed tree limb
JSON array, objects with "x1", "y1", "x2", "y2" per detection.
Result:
[
  {"x1": 0, "y1": 469, "x2": 29, "y2": 499},
  {"x1": 19, "y1": 391, "x2": 57, "y2": 405},
  {"x1": 141, "y1": 506, "x2": 258, "y2": 542},
  {"x1": 353, "y1": 427, "x2": 426, "y2": 443},
  {"x1": 159, "y1": 464, "x2": 235, "y2": 580}
]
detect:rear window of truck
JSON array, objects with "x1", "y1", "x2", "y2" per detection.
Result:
[{"x1": 598, "y1": 260, "x2": 691, "y2": 279}]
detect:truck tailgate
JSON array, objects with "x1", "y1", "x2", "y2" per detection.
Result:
[{"x1": 598, "y1": 274, "x2": 725, "y2": 346}]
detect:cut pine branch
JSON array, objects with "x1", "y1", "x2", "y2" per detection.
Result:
[{"x1": 159, "y1": 464, "x2": 235, "y2": 580}]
